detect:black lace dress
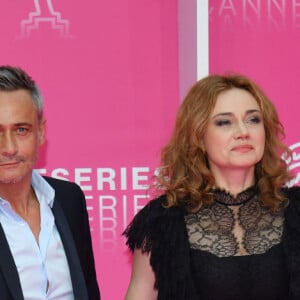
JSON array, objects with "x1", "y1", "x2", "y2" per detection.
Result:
[
  {"x1": 185, "y1": 187, "x2": 288, "y2": 300},
  {"x1": 124, "y1": 187, "x2": 300, "y2": 300}
]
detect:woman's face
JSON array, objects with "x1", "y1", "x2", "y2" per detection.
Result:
[{"x1": 202, "y1": 88, "x2": 265, "y2": 174}]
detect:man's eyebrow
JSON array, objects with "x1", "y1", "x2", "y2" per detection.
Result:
[{"x1": 13, "y1": 122, "x2": 33, "y2": 127}]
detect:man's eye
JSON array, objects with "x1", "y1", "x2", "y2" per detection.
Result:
[
  {"x1": 215, "y1": 119, "x2": 231, "y2": 126},
  {"x1": 16, "y1": 127, "x2": 29, "y2": 135}
]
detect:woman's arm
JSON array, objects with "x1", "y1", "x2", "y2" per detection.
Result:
[{"x1": 125, "y1": 249, "x2": 158, "y2": 300}]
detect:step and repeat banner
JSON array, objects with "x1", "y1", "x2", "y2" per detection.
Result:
[
  {"x1": 0, "y1": 1, "x2": 179, "y2": 299},
  {"x1": 209, "y1": 0, "x2": 300, "y2": 185},
  {"x1": 1, "y1": 1, "x2": 299, "y2": 299}
]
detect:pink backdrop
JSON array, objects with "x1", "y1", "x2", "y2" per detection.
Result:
[
  {"x1": 209, "y1": 0, "x2": 300, "y2": 185},
  {"x1": 0, "y1": 1, "x2": 179, "y2": 299},
  {"x1": 1, "y1": 1, "x2": 300, "y2": 299}
]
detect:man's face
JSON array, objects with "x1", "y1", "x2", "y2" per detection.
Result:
[{"x1": 0, "y1": 90, "x2": 45, "y2": 184}]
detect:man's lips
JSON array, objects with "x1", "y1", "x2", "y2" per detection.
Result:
[{"x1": 0, "y1": 161, "x2": 21, "y2": 167}]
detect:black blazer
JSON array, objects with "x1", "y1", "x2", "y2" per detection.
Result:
[{"x1": 0, "y1": 176, "x2": 100, "y2": 300}]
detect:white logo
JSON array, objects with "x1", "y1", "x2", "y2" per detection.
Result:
[
  {"x1": 19, "y1": 0, "x2": 72, "y2": 38},
  {"x1": 284, "y1": 142, "x2": 300, "y2": 187}
]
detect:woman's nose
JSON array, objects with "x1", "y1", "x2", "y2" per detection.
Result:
[{"x1": 233, "y1": 123, "x2": 250, "y2": 140}]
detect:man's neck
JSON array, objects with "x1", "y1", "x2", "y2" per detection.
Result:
[{"x1": 0, "y1": 175, "x2": 34, "y2": 214}]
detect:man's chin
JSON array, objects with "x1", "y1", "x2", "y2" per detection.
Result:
[{"x1": 0, "y1": 175, "x2": 25, "y2": 185}]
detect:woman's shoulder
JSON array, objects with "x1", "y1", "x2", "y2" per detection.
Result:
[
  {"x1": 283, "y1": 186, "x2": 300, "y2": 225},
  {"x1": 282, "y1": 186, "x2": 300, "y2": 207},
  {"x1": 123, "y1": 195, "x2": 186, "y2": 252},
  {"x1": 128, "y1": 194, "x2": 184, "y2": 224},
  {"x1": 124, "y1": 196, "x2": 196, "y2": 298},
  {"x1": 283, "y1": 186, "x2": 300, "y2": 198}
]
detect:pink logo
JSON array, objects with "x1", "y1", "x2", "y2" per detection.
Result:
[
  {"x1": 283, "y1": 142, "x2": 300, "y2": 187},
  {"x1": 19, "y1": 0, "x2": 72, "y2": 38}
]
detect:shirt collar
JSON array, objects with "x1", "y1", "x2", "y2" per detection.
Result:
[{"x1": 32, "y1": 170, "x2": 55, "y2": 208}]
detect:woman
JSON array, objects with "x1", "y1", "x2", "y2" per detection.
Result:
[{"x1": 124, "y1": 74, "x2": 300, "y2": 300}]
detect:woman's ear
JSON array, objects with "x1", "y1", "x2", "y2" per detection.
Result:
[{"x1": 200, "y1": 140, "x2": 206, "y2": 154}]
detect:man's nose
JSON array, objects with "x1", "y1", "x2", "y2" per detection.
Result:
[{"x1": 0, "y1": 132, "x2": 18, "y2": 157}]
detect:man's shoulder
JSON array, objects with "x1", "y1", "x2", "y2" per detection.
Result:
[
  {"x1": 42, "y1": 176, "x2": 81, "y2": 193},
  {"x1": 42, "y1": 177, "x2": 85, "y2": 211}
]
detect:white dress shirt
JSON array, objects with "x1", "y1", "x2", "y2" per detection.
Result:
[{"x1": 0, "y1": 171, "x2": 74, "y2": 300}]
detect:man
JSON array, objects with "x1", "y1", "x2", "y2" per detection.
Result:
[{"x1": 0, "y1": 66, "x2": 100, "y2": 300}]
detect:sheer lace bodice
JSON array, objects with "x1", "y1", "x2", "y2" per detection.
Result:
[
  {"x1": 185, "y1": 187, "x2": 284, "y2": 257},
  {"x1": 124, "y1": 187, "x2": 300, "y2": 299}
]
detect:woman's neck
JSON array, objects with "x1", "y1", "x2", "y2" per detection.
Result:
[{"x1": 211, "y1": 166, "x2": 256, "y2": 196}]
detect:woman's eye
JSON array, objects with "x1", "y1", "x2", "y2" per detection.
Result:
[
  {"x1": 246, "y1": 116, "x2": 261, "y2": 124},
  {"x1": 215, "y1": 119, "x2": 231, "y2": 126}
]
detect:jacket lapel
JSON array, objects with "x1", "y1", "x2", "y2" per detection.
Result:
[
  {"x1": 51, "y1": 200, "x2": 89, "y2": 300},
  {"x1": 0, "y1": 224, "x2": 24, "y2": 300}
]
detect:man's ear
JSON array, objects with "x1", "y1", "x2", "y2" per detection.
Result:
[{"x1": 38, "y1": 119, "x2": 46, "y2": 146}]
